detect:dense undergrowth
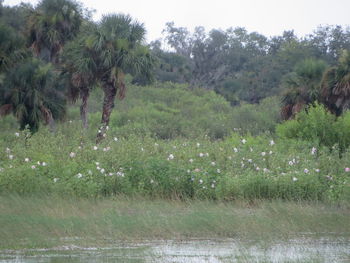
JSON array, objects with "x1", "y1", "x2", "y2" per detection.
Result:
[{"x1": 0, "y1": 84, "x2": 349, "y2": 201}]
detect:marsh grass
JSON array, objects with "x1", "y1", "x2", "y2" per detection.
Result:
[{"x1": 0, "y1": 195, "x2": 349, "y2": 249}]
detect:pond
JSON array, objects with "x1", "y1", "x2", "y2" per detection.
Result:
[{"x1": 0, "y1": 237, "x2": 349, "y2": 263}]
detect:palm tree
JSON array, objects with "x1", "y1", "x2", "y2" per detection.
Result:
[
  {"x1": 321, "y1": 49, "x2": 350, "y2": 116},
  {"x1": 64, "y1": 14, "x2": 156, "y2": 140},
  {"x1": 281, "y1": 58, "x2": 328, "y2": 119},
  {"x1": 0, "y1": 58, "x2": 66, "y2": 132},
  {"x1": 28, "y1": 0, "x2": 83, "y2": 64}
]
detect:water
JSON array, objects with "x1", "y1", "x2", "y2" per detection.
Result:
[{"x1": 0, "y1": 238, "x2": 349, "y2": 263}]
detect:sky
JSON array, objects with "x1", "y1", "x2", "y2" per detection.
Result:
[{"x1": 3, "y1": 0, "x2": 350, "y2": 42}]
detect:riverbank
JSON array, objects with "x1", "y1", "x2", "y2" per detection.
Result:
[{"x1": 0, "y1": 195, "x2": 349, "y2": 249}]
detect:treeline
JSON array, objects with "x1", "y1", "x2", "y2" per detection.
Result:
[{"x1": 1, "y1": 0, "x2": 350, "y2": 136}]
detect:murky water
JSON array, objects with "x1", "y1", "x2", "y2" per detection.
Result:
[{"x1": 0, "y1": 238, "x2": 349, "y2": 263}]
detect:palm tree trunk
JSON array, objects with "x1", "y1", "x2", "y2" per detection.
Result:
[
  {"x1": 96, "y1": 82, "x2": 117, "y2": 143},
  {"x1": 80, "y1": 88, "x2": 89, "y2": 129}
]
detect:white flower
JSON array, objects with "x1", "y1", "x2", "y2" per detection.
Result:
[
  {"x1": 199, "y1": 153, "x2": 204, "y2": 157},
  {"x1": 141, "y1": 147, "x2": 144, "y2": 151},
  {"x1": 228, "y1": 156, "x2": 232, "y2": 160},
  {"x1": 189, "y1": 159, "x2": 194, "y2": 163},
  {"x1": 167, "y1": 154, "x2": 174, "y2": 160},
  {"x1": 205, "y1": 153, "x2": 209, "y2": 157},
  {"x1": 8, "y1": 155, "x2": 14, "y2": 160},
  {"x1": 5, "y1": 148, "x2": 11, "y2": 153},
  {"x1": 211, "y1": 162, "x2": 216, "y2": 166},
  {"x1": 31, "y1": 165, "x2": 36, "y2": 169},
  {"x1": 261, "y1": 152, "x2": 266, "y2": 156},
  {"x1": 106, "y1": 126, "x2": 109, "y2": 130},
  {"x1": 187, "y1": 169, "x2": 191, "y2": 173},
  {"x1": 69, "y1": 152, "x2": 76, "y2": 158},
  {"x1": 88, "y1": 170, "x2": 93, "y2": 175},
  {"x1": 42, "y1": 162, "x2": 47, "y2": 166},
  {"x1": 288, "y1": 161, "x2": 294, "y2": 166},
  {"x1": 103, "y1": 147, "x2": 110, "y2": 152},
  {"x1": 292, "y1": 177, "x2": 298, "y2": 182},
  {"x1": 211, "y1": 183, "x2": 215, "y2": 188},
  {"x1": 199, "y1": 179, "x2": 203, "y2": 184},
  {"x1": 150, "y1": 179, "x2": 154, "y2": 184},
  {"x1": 103, "y1": 133, "x2": 107, "y2": 138},
  {"x1": 95, "y1": 162, "x2": 100, "y2": 166},
  {"x1": 263, "y1": 168, "x2": 269, "y2": 173},
  {"x1": 100, "y1": 168, "x2": 105, "y2": 174},
  {"x1": 256, "y1": 167, "x2": 260, "y2": 171},
  {"x1": 154, "y1": 143, "x2": 159, "y2": 146},
  {"x1": 78, "y1": 146, "x2": 82, "y2": 150},
  {"x1": 270, "y1": 140, "x2": 275, "y2": 146},
  {"x1": 250, "y1": 147, "x2": 253, "y2": 152},
  {"x1": 315, "y1": 169, "x2": 320, "y2": 173},
  {"x1": 241, "y1": 139, "x2": 247, "y2": 144},
  {"x1": 248, "y1": 159, "x2": 252, "y2": 163},
  {"x1": 173, "y1": 146, "x2": 177, "y2": 149},
  {"x1": 24, "y1": 158, "x2": 30, "y2": 162},
  {"x1": 269, "y1": 151, "x2": 273, "y2": 155},
  {"x1": 76, "y1": 173, "x2": 83, "y2": 178},
  {"x1": 93, "y1": 146, "x2": 98, "y2": 150},
  {"x1": 116, "y1": 171, "x2": 124, "y2": 177},
  {"x1": 311, "y1": 147, "x2": 317, "y2": 155},
  {"x1": 194, "y1": 168, "x2": 200, "y2": 172},
  {"x1": 108, "y1": 173, "x2": 114, "y2": 176},
  {"x1": 53, "y1": 178, "x2": 59, "y2": 183},
  {"x1": 196, "y1": 143, "x2": 200, "y2": 147},
  {"x1": 304, "y1": 168, "x2": 309, "y2": 174},
  {"x1": 114, "y1": 137, "x2": 118, "y2": 142},
  {"x1": 233, "y1": 148, "x2": 238, "y2": 153},
  {"x1": 96, "y1": 166, "x2": 101, "y2": 170},
  {"x1": 216, "y1": 169, "x2": 221, "y2": 173},
  {"x1": 15, "y1": 132, "x2": 20, "y2": 137}
]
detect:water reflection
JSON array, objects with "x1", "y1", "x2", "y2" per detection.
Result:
[{"x1": 0, "y1": 238, "x2": 349, "y2": 263}]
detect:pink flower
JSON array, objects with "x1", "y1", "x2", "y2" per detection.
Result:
[{"x1": 345, "y1": 167, "x2": 350, "y2": 172}]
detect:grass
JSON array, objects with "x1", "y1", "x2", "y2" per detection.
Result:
[{"x1": 0, "y1": 195, "x2": 349, "y2": 249}]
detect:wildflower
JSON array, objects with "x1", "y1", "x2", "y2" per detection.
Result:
[
  {"x1": 248, "y1": 159, "x2": 252, "y2": 163},
  {"x1": 292, "y1": 177, "x2": 298, "y2": 182},
  {"x1": 150, "y1": 179, "x2": 154, "y2": 184},
  {"x1": 211, "y1": 183, "x2": 215, "y2": 188},
  {"x1": 95, "y1": 162, "x2": 100, "y2": 166},
  {"x1": 233, "y1": 148, "x2": 238, "y2": 153},
  {"x1": 0, "y1": 168, "x2": 4, "y2": 172},
  {"x1": 8, "y1": 155, "x2": 14, "y2": 160},
  {"x1": 228, "y1": 156, "x2": 232, "y2": 160},
  {"x1": 108, "y1": 173, "x2": 114, "y2": 176},
  {"x1": 53, "y1": 178, "x2": 59, "y2": 183},
  {"x1": 288, "y1": 161, "x2": 294, "y2": 166},
  {"x1": 256, "y1": 167, "x2": 260, "y2": 171},
  {"x1": 311, "y1": 147, "x2": 317, "y2": 155},
  {"x1": 250, "y1": 147, "x2": 253, "y2": 152},
  {"x1": 196, "y1": 143, "x2": 200, "y2": 147},
  {"x1": 189, "y1": 159, "x2": 194, "y2": 163},
  {"x1": 167, "y1": 154, "x2": 174, "y2": 160},
  {"x1": 270, "y1": 140, "x2": 275, "y2": 146},
  {"x1": 345, "y1": 167, "x2": 350, "y2": 172},
  {"x1": 88, "y1": 170, "x2": 93, "y2": 175},
  {"x1": 106, "y1": 126, "x2": 109, "y2": 130},
  {"x1": 93, "y1": 146, "x2": 98, "y2": 150},
  {"x1": 42, "y1": 162, "x2": 47, "y2": 167},
  {"x1": 269, "y1": 151, "x2": 273, "y2": 155},
  {"x1": 199, "y1": 179, "x2": 203, "y2": 184},
  {"x1": 326, "y1": 175, "x2": 333, "y2": 180},
  {"x1": 261, "y1": 152, "x2": 266, "y2": 156},
  {"x1": 76, "y1": 173, "x2": 83, "y2": 178},
  {"x1": 173, "y1": 146, "x2": 177, "y2": 149},
  {"x1": 263, "y1": 168, "x2": 269, "y2": 173},
  {"x1": 187, "y1": 169, "x2": 191, "y2": 173},
  {"x1": 78, "y1": 146, "x2": 82, "y2": 150},
  {"x1": 199, "y1": 153, "x2": 204, "y2": 157},
  {"x1": 216, "y1": 169, "x2": 221, "y2": 173},
  {"x1": 141, "y1": 147, "x2": 144, "y2": 151},
  {"x1": 211, "y1": 162, "x2": 216, "y2": 166},
  {"x1": 114, "y1": 137, "x2": 118, "y2": 142},
  {"x1": 96, "y1": 166, "x2": 101, "y2": 170},
  {"x1": 31, "y1": 165, "x2": 36, "y2": 169},
  {"x1": 69, "y1": 152, "x2": 76, "y2": 158},
  {"x1": 304, "y1": 168, "x2": 309, "y2": 174},
  {"x1": 241, "y1": 139, "x2": 247, "y2": 144},
  {"x1": 24, "y1": 158, "x2": 30, "y2": 162},
  {"x1": 116, "y1": 171, "x2": 124, "y2": 177},
  {"x1": 194, "y1": 168, "x2": 200, "y2": 172},
  {"x1": 103, "y1": 133, "x2": 107, "y2": 138},
  {"x1": 315, "y1": 169, "x2": 320, "y2": 173},
  {"x1": 15, "y1": 132, "x2": 20, "y2": 137},
  {"x1": 205, "y1": 153, "x2": 209, "y2": 157},
  {"x1": 5, "y1": 148, "x2": 11, "y2": 153},
  {"x1": 154, "y1": 143, "x2": 158, "y2": 146},
  {"x1": 103, "y1": 147, "x2": 111, "y2": 152},
  {"x1": 100, "y1": 168, "x2": 105, "y2": 174}
]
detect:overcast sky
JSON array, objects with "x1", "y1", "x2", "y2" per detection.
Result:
[{"x1": 4, "y1": 0, "x2": 350, "y2": 42}]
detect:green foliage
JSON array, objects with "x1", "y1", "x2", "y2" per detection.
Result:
[{"x1": 277, "y1": 103, "x2": 350, "y2": 153}]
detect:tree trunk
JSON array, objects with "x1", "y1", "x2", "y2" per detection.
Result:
[
  {"x1": 96, "y1": 82, "x2": 117, "y2": 143},
  {"x1": 80, "y1": 88, "x2": 90, "y2": 129}
]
